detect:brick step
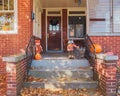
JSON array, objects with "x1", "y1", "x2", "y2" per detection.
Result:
[
  {"x1": 24, "y1": 79, "x2": 98, "y2": 89},
  {"x1": 29, "y1": 67, "x2": 93, "y2": 79}
]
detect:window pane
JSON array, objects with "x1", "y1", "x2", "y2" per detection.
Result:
[
  {"x1": 69, "y1": 25, "x2": 75, "y2": 37},
  {"x1": 0, "y1": 0, "x2": 2, "y2": 10},
  {"x1": 89, "y1": 0, "x2": 111, "y2": 32},
  {"x1": 9, "y1": 0, "x2": 14, "y2": 10},
  {"x1": 0, "y1": 13, "x2": 14, "y2": 31},
  {"x1": 113, "y1": 0, "x2": 120, "y2": 32},
  {"x1": 4, "y1": 0, "x2": 8, "y2": 10},
  {"x1": 76, "y1": 24, "x2": 84, "y2": 37}
]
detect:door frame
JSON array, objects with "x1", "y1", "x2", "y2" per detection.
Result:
[{"x1": 46, "y1": 9, "x2": 63, "y2": 52}]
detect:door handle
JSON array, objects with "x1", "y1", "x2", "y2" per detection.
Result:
[{"x1": 47, "y1": 34, "x2": 49, "y2": 38}]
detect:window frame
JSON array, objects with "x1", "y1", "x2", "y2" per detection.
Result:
[
  {"x1": 67, "y1": 8, "x2": 87, "y2": 40},
  {"x1": 0, "y1": 0, "x2": 18, "y2": 34}
]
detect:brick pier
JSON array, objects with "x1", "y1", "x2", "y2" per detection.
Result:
[{"x1": 95, "y1": 53, "x2": 118, "y2": 96}]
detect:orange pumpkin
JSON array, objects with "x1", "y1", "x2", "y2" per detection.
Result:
[
  {"x1": 90, "y1": 44, "x2": 102, "y2": 53},
  {"x1": 35, "y1": 53, "x2": 41, "y2": 60}
]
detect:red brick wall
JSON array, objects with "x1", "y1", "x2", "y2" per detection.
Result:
[
  {"x1": 0, "y1": 0, "x2": 33, "y2": 73},
  {"x1": 90, "y1": 36, "x2": 120, "y2": 57},
  {"x1": 95, "y1": 57, "x2": 117, "y2": 96},
  {"x1": 6, "y1": 56, "x2": 31, "y2": 96}
]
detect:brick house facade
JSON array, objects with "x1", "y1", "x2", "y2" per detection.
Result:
[
  {"x1": 0, "y1": 0, "x2": 33, "y2": 73},
  {"x1": 0, "y1": 0, "x2": 120, "y2": 95},
  {"x1": 0, "y1": 0, "x2": 120, "y2": 74}
]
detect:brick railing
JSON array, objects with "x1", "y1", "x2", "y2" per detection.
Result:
[
  {"x1": 2, "y1": 53, "x2": 32, "y2": 96},
  {"x1": 94, "y1": 53, "x2": 119, "y2": 96}
]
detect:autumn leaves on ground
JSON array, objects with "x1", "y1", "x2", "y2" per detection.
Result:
[
  {"x1": 20, "y1": 87, "x2": 103, "y2": 96},
  {"x1": 0, "y1": 74, "x2": 103, "y2": 96},
  {"x1": 0, "y1": 74, "x2": 6, "y2": 96},
  {"x1": 19, "y1": 76, "x2": 103, "y2": 96}
]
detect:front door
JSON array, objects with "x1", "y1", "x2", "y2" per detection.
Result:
[{"x1": 47, "y1": 16, "x2": 61, "y2": 51}]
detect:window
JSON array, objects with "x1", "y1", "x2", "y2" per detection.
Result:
[
  {"x1": 68, "y1": 9, "x2": 86, "y2": 39},
  {"x1": 0, "y1": 0, "x2": 17, "y2": 34},
  {"x1": 68, "y1": 16, "x2": 86, "y2": 39},
  {"x1": 88, "y1": 0, "x2": 120, "y2": 36}
]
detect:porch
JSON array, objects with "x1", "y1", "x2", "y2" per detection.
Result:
[
  {"x1": 2, "y1": 35, "x2": 119, "y2": 96},
  {"x1": 0, "y1": 0, "x2": 120, "y2": 96}
]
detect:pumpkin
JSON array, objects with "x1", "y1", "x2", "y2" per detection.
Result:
[
  {"x1": 90, "y1": 44, "x2": 102, "y2": 53},
  {"x1": 35, "y1": 53, "x2": 41, "y2": 60}
]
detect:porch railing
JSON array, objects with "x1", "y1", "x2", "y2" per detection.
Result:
[
  {"x1": 25, "y1": 36, "x2": 37, "y2": 73},
  {"x1": 84, "y1": 34, "x2": 96, "y2": 66}
]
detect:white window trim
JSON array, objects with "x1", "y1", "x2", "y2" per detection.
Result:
[
  {"x1": 46, "y1": 8, "x2": 63, "y2": 51},
  {"x1": 67, "y1": 8, "x2": 87, "y2": 40},
  {"x1": 0, "y1": 0, "x2": 18, "y2": 34}
]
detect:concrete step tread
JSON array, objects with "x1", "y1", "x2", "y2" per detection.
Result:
[
  {"x1": 33, "y1": 58, "x2": 87, "y2": 61},
  {"x1": 24, "y1": 79, "x2": 98, "y2": 89},
  {"x1": 29, "y1": 66, "x2": 93, "y2": 71},
  {"x1": 31, "y1": 59, "x2": 90, "y2": 68},
  {"x1": 25, "y1": 77, "x2": 96, "y2": 83},
  {"x1": 28, "y1": 67, "x2": 93, "y2": 79},
  {"x1": 25, "y1": 80, "x2": 97, "y2": 84}
]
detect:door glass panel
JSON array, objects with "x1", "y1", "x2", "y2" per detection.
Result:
[{"x1": 49, "y1": 18, "x2": 59, "y2": 31}]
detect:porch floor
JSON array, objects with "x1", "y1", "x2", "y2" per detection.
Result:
[
  {"x1": 42, "y1": 52, "x2": 69, "y2": 59},
  {"x1": 42, "y1": 51, "x2": 84, "y2": 60}
]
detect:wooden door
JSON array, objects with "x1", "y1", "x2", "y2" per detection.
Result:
[{"x1": 47, "y1": 16, "x2": 61, "y2": 51}]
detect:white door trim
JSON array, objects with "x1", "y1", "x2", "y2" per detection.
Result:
[{"x1": 46, "y1": 9, "x2": 63, "y2": 52}]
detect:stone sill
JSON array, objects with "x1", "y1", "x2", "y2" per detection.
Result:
[
  {"x1": 2, "y1": 53, "x2": 26, "y2": 63},
  {"x1": 96, "y1": 53, "x2": 119, "y2": 61}
]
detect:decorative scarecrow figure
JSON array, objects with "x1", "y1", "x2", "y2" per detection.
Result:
[
  {"x1": 67, "y1": 40, "x2": 79, "y2": 59},
  {"x1": 35, "y1": 39, "x2": 43, "y2": 60}
]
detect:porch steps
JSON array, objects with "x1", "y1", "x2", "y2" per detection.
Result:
[{"x1": 24, "y1": 59, "x2": 98, "y2": 90}]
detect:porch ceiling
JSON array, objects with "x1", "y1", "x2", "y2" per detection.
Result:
[{"x1": 40, "y1": 0, "x2": 86, "y2": 8}]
